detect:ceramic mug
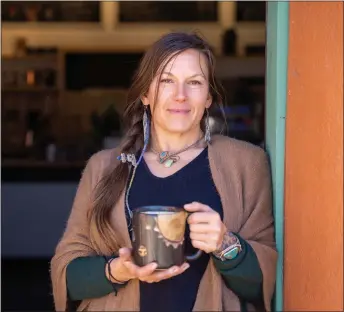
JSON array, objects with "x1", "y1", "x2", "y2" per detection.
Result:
[{"x1": 132, "y1": 206, "x2": 202, "y2": 270}]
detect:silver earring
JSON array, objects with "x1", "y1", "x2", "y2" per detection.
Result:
[
  {"x1": 143, "y1": 106, "x2": 150, "y2": 145},
  {"x1": 205, "y1": 108, "x2": 211, "y2": 143}
]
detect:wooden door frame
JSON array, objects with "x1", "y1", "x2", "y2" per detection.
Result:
[{"x1": 265, "y1": 2, "x2": 289, "y2": 311}]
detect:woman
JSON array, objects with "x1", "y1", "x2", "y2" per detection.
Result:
[{"x1": 51, "y1": 32, "x2": 277, "y2": 312}]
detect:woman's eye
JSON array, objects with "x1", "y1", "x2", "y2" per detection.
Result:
[
  {"x1": 160, "y1": 78, "x2": 173, "y2": 83},
  {"x1": 189, "y1": 80, "x2": 202, "y2": 85}
]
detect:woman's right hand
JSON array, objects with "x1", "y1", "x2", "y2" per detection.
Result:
[{"x1": 108, "y1": 247, "x2": 190, "y2": 284}]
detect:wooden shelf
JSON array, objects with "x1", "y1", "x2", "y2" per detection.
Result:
[
  {"x1": 2, "y1": 54, "x2": 57, "y2": 60},
  {"x1": 2, "y1": 54, "x2": 58, "y2": 71},
  {"x1": 2, "y1": 87, "x2": 59, "y2": 92}
]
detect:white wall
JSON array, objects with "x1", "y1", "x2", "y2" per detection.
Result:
[{"x1": 2, "y1": 2, "x2": 265, "y2": 56}]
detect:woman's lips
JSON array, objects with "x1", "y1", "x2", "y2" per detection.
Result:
[{"x1": 167, "y1": 109, "x2": 190, "y2": 114}]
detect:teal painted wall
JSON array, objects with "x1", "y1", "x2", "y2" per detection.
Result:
[{"x1": 265, "y1": 2, "x2": 289, "y2": 311}]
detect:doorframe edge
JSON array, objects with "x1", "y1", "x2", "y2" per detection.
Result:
[{"x1": 265, "y1": 2, "x2": 289, "y2": 311}]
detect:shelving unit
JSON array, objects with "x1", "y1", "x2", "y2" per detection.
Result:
[
  {"x1": 1, "y1": 1, "x2": 266, "y2": 160},
  {"x1": 1, "y1": 54, "x2": 61, "y2": 158},
  {"x1": 1, "y1": 49, "x2": 266, "y2": 159}
]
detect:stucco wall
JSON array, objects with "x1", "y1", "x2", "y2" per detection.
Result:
[{"x1": 285, "y1": 2, "x2": 343, "y2": 310}]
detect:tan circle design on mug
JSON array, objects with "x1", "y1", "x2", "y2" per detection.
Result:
[{"x1": 153, "y1": 211, "x2": 188, "y2": 249}]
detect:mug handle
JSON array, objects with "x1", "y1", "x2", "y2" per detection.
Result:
[
  {"x1": 185, "y1": 249, "x2": 203, "y2": 261},
  {"x1": 184, "y1": 210, "x2": 203, "y2": 261}
]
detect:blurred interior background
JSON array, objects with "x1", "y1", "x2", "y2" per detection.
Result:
[{"x1": 1, "y1": 1, "x2": 266, "y2": 310}]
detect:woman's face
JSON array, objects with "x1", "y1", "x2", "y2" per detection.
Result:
[{"x1": 142, "y1": 49, "x2": 212, "y2": 136}]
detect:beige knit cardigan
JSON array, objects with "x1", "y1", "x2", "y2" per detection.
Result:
[{"x1": 51, "y1": 135, "x2": 277, "y2": 311}]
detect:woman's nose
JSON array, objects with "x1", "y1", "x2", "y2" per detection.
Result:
[{"x1": 174, "y1": 83, "x2": 187, "y2": 102}]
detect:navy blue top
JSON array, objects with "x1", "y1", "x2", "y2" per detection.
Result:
[{"x1": 128, "y1": 148, "x2": 223, "y2": 312}]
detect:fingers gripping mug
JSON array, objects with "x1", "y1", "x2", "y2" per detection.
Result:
[{"x1": 132, "y1": 206, "x2": 202, "y2": 270}]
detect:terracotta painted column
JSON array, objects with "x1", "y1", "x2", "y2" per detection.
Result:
[{"x1": 284, "y1": 2, "x2": 343, "y2": 311}]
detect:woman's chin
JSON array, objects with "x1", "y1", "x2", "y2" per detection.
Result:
[{"x1": 163, "y1": 125, "x2": 194, "y2": 134}]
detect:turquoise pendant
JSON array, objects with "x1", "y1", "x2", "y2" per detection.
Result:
[
  {"x1": 164, "y1": 158, "x2": 174, "y2": 168},
  {"x1": 157, "y1": 152, "x2": 179, "y2": 168},
  {"x1": 158, "y1": 151, "x2": 169, "y2": 164}
]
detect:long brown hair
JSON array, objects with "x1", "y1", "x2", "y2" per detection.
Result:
[{"x1": 89, "y1": 31, "x2": 226, "y2": 251}]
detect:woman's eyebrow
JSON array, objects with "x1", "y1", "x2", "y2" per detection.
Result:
[{"x1": 161, "y1": 72, "x2": 206, "y2": 79}]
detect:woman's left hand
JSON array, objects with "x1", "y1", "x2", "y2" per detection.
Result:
[{"x1": 184, "y1": 202, "x2": 227, "y2": 253}]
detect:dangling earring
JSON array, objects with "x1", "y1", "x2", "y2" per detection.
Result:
[
  {"x1": 143, "y1": 105, "x2": 150, "y2": 146},
  {"x1": 205, "y1": 108, "x2": 211, "y2": 143}
]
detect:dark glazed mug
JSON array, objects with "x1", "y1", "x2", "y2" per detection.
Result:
[{"x1": 132, "y1": 206, "x2": 203, "y2": 270}]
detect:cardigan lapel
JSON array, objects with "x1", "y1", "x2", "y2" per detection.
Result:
[
  {"x1": 193, "y1": 137, "x2": 243, "y2": 312},
  {"x1": 208, "y1": 136, "x2": 243, "y2": 233}
]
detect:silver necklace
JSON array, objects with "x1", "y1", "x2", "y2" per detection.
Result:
[{"x1": 151, "y1": 137, "x2": 204, "y2": 168}]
